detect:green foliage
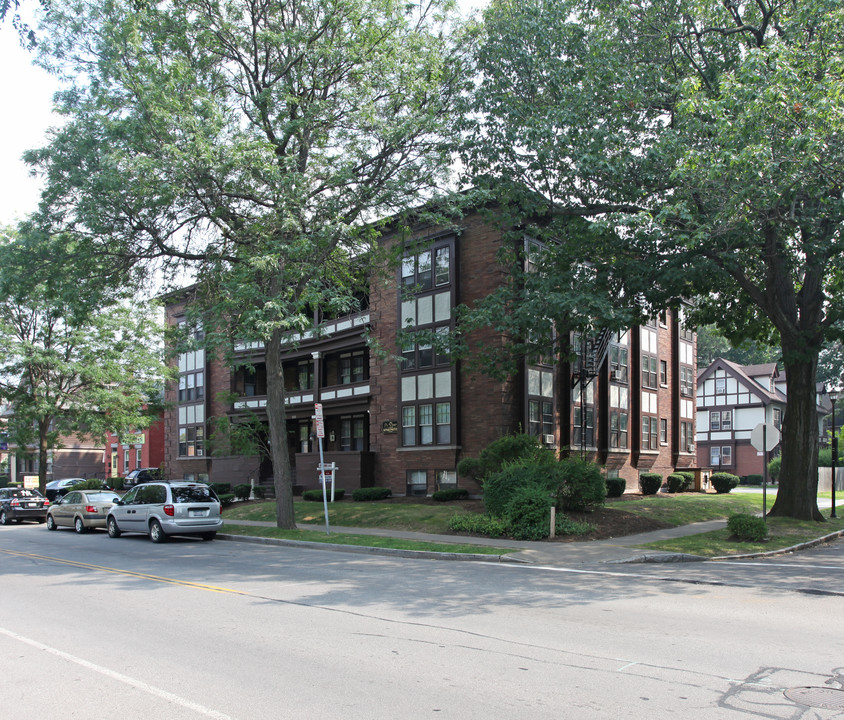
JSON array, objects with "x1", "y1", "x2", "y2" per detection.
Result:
[
  {"x1": 218, "y1": 493, "x2": 236, "y2": 507},
  {"x1": 743, "y1": 474, "x2": 764, "y2": 485},
  {"x1": 639, "y1": 473, "x2": 662, "y2": 496},
  {"x1": 465, "y1": 434, "x2": 555, "y2": 487},
  {"x1": 466, "y1": 0, "x2": 844, "y2": 520},
  {"x1": 711, "y1": 473, "x2": 740, "y2": 494},
  {"x1": 447, "y1": 513, "x2": 509, "y2": 537},
  {"x1": 483, "y1": 459, "x2": 562, "y2": 518},
  {"x1": 667, "y1": 473, "x2": 691, "y2": 494},
  {"x1": 555, "y1": 457, "x2": 606, "y2": 512},
  {"x1": 110, "y1": 477, "x2": 124, "y2": 491},
  {"x1": 252, "y1": 486, "x2": 266, "y2": 500},
  {"x1": 767, "y1": 457, "x2": 782, "y2": 481},
  {"x1": 727, "y1": 513, "x2": 769, "y2": 542},
  {"x1": 302, "y1": 488, "x2": 347, "y2": 502},
  {"x1": 555, "y1": 515, "x2": 596, "y2": 536},
  {"x1": 505, "y1": 485, "x2": 552, "y2": 541},
  {"x1": 432, "y1": 488, "x2": 469, "y2": 502},
  {"x1": 210, "y1": 483, "x2": 232, "y2": 496},
  {"x1": 233, "y1": 484, "x2": 252, "y2": 501},
  {"x1": 605, "y1": 477, "x2": 626, "y2": 498},
  {"x1": 351, "y1": 487, "x2": 392, "y2": 502}
]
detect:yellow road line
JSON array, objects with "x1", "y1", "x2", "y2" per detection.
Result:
[{"x1": 0, "y1": 548, "x2": 249, "y2": 596}]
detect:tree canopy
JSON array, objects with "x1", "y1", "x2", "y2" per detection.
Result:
[
  {"x1": 28, "y1": 0, "x2": 470, "y2": 526},
  {"x1": 466, "y1": 0, "x2": 844, "y2": 519},
  {"x1": 0, "y1": 226, "x2": 169, "y2": 492}
]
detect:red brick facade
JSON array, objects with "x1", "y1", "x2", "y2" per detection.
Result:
[{"x1": 163, "y1": 210, "x2": 696, "y2": 495}]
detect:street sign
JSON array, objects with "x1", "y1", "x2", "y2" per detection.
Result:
[
  {"x1": 751, "y1": 422, "x2": 780, "y2": 452},
  {"x1": 314, "y1": 402, "x2": 325, "y2": 439}
]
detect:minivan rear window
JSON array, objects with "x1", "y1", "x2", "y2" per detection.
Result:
[{"x1": 172, "y1": 486, "x2": 217, "y2": 503}]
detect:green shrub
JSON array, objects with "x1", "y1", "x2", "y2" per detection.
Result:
[
  {"x1": 555, "y1": 515, "x2": 597, "y2": 536},
  {"x1": 455, "y1": 457, "x2": 481, "y2": 479},
  {"x1": 743, "y1": 474, "x2": 763, "y2": 485},
  {"x1": 639, "y1": 473, "x2": 662, "y2": 495},
  {"x1": 432, "y1": 488, "x2": 469, "y2": 502},
  {"x1": 210, "y1": 482, "x2": 232, "y2": 495},
  {"x1": 767, "y1": 456, "x2": 781, "y2": 481},
  {"x1": 252, "y1": 486, "x2": 266, "y2": 499},
  {"x1": 233, "y1": 483, "x2": 252, "y2": 500},
  {"x1": 461, "y1": 433, "x2": 555, "y2": 486},
  {"x1": 711, "y1": 472, "x2": 740, "y2": 494},
  {"x1": 667, "y1": 473, "x2": 687, "y2": 493},
  {"x1": 483, "y1": 460, "x2": 562, "y2": 518},
  {"x1": 555, "y1": 457, "x2": 606, "y2": 512},
  {"x1": 218, "y1": 493, "x2": 236, "y2": 506},
  {"x1": 351, "y1": 487, "x2": 392, "y2": 501},
  {"x1": 605, "y1": 477, "x2": 626, "y2": 498},
  {"x1": 447, "y1": 513, "x2": 509, "y2": 537},
  {"x1": 110, "y1": 476, "x2": 125, "y2": 491},
  {"x1": 506, "y1": 484, "x2": 552, "y2": 541},
  {"x1": 727, "y1": 513, "x2": 768, "y2": 542},
  {"x1": 302, "y1": 488, "x2": 346, "y2": 501}
]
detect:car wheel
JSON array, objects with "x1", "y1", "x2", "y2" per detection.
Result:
[
  {"x1": 149, "y1": 519, "x2": 167, "y2": 543},
  {"x1": 46, "y1": 515, "x2": 57, "y2": 531},
  {"x1": 74, "y1": 517, "x2": 87, "y2": 534},
  {"x1": 0, "y1": 510, "x2": 8, "y2": 525},
  {"x1": 107, "y1": 516, "x2": 121, "y2": 538},
  {"x1": 200, "y1": 532, "x2": 216, "y2": 541}
]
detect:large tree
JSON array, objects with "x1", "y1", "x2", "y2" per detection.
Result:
[
  {"x1": 0, "y1": 226, "x2": 169, "y2": 492},
  {"x1": 465, "y1": 0, "x2": 844, "y2": 520},
  {"x1": 28, "y1": 0, "x2": 469, "y2": 527}
]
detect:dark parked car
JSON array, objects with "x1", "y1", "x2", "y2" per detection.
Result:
[
  {"x1": 123, "y1": 468, "x2": 163, "y2": 487},
  {"x1": 0, "y1": 488, "x2": 50, "y2": 524},
  {"x1": 45, "y1": 477, "x2": 85, "y2": 501}
]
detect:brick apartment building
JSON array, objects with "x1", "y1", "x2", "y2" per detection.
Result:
[
  {"x1": 163, "y1": 209, "x2": 697, "y2": 495},
  {"x1": 104, "y1": 411, "x2": 165, "y2": 480}
]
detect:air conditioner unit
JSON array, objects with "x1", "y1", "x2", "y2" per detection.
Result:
[{"x1": 544, "y1": 434, "x2": 556, "y2": 445}]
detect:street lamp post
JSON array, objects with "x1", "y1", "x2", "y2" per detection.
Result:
[{"x1": 828, "y1": 387, "x2": 840, "y2": 519}]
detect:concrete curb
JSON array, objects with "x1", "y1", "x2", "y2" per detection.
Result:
[
  {"x1": 612, "y1": 553, "x2": 709, "y2": 564},
  {"x1": 217, "y1": 533, "x2": 530, "y2": 563}
]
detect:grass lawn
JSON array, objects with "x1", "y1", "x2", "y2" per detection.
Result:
[
  {"x1": 220, "y1": 523, "x2": 511, "y2": 555},
  {"x1": 223, "y1": 498, "x2": 476, "y2": 534},
  {"x1": 611, "y1": 493, "x2": 775, "y2": 526},
  {"x1": 635, "y1": 510, "x2": 844, "y2": 557}
]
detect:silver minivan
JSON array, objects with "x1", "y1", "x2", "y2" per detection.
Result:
[{"x1": 107, "y1": 482, "x2": 222, "y2": 543}]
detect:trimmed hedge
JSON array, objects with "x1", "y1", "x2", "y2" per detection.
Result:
[
  {"x1": 448, "y1": 513, "x2": 508, "y2": 537},
  {"x1": 605, "y1": 477, "x2": 626, "y2": 498},
  {"x1": 351, "y1": 487, "x2": 391, "y2": 501},
  {"x1": 727, "y1": 513, "x2": 768, "y2": 542},
  {"x1": 302, "y1": 488, "x2": 346, "y2": 501},
  {"x1": 233, "y1": 483, "x2": 252, "y2": 500},
  {"x1": 218, "y1": 493, "x2": 236, "y2": 506},
  {"x1": 667, "y1": 473, "x2": 687, "y2": 493},
  {"x1": 639, "y1": 473, "x2": 662, "y2": 496},
  {"x1": 432, "y1": 488, "x2": 469, "y2": 502},
  {"x1": 711, "y1": 472, "x2": 740, "y2": 494},
  {"x1": 210, "y1": 482, "x2": 232, "y2": 495}
]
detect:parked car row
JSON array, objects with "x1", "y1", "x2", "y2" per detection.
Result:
[{"x1": 1, "y1": 481, "x2": 222, "y2": 543}]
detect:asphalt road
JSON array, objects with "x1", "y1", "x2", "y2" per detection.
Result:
[{"x1": 2, "y1": 523, "x2": 844, "y2": 719}]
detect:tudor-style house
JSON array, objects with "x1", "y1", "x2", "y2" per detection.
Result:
[
  {"x1": 163, "y1": 208, "x2": 697, "y2": 495},
  {"x1": 695, "y1": 358, "x2": 826, "y2": 479}
]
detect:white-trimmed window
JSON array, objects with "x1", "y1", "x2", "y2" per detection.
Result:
[{"x1": 406, "y1": 470, "x2": 427, "y2": 496}]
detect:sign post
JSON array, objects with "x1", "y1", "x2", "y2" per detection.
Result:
[
  {"x1": 751, "y1": 422, "x2": 781, "y2": 521},
  {"x1": 314, "y1": 403, "x2": 329, "y2": 534}
]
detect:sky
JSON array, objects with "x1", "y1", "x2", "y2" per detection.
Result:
[
  {"x1": 0, "y1": 19, "x2": 58, "y2": 228},
  {"x1": 0, "y1": 1, "x2": 486, "y2": 230}
]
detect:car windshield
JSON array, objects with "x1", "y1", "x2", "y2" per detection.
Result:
[
  {"x1": 84, "y1": 492, "x2": 119, "y2": 503},
  {"x1": 171, "y1": 486, "x2": 217, "y2": 503}
]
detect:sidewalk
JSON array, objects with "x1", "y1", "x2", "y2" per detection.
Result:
[{"x1": 220, "y1": 517, "x2": 731, "y2": 566}]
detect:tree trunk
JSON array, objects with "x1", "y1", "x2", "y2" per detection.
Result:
[
  {"x1": 266, "y1": 330, "x2": 296, "y2": 529},
  {"x1": 768, "y1": 354, "x2": 824, "y2": 521},
  {"x1": 38, "y1": 419, "x2": 50, "y2": 494}
]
